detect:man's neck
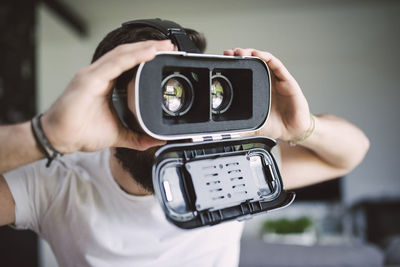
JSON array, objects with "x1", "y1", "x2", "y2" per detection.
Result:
[{"x1": 109, "y1": 148, "x2": 152, "y2": 196}]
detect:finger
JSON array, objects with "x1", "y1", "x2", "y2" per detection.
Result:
[
  {"x1": 94, "y1": 40, "x2": 173, "y2": 67},
  {"x1": 92, "y1": 40, "x2": 174, "y2": 80},
  {"x1": 90, "y1": 40, "x2": 174, "y2": 82},
  {"x1": 251, "y1": 50, "x2": 294, "y2": 82},
  {"x1": 223, "y1": 49, "x2": 234, "y2": 56},
  {"x1": 116, "y1": 127, "x2": 166, "y2": 151},
  {"x1": 233, "y1": 48, "x2": 254, "y2": 57}
]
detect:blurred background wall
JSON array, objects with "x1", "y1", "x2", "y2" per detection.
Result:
[{"x1": 1, "y1": 0, "x2": 400, "y2": 266}]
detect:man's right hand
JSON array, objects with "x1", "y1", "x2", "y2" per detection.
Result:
[
  {"x1": 0, "y1": 41, "x2": 174, "y2": 226},
  {"x1": 0, "y1": 40, "x2": 172, "y2": 176},
  {"x1": 41, "y1": 40, "x2": 174, "y2": 154}
]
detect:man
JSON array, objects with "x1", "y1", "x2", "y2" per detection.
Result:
[{"x1": 0, "y1": 21, "x2": 369, "y2": 266}]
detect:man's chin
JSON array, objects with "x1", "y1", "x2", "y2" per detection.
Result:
[{"x1": 113, "y1": 146, "x2": 162, "y2": 193}]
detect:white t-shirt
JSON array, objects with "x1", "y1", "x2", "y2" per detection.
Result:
[{"x1": 4, "y1": 149, "x2": 244, "y2": 267}]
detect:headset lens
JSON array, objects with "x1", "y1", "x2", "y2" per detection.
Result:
[
  {"x1": 162, "y1": 74, "x2": 194, "y2": 116},
  {"x1": 211, "y1": 75, "x2": 233, "y2": 114}
]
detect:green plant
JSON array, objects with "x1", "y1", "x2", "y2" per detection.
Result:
[{"x1": 261, "y1": 217, "x2": 313, "y2": 235}]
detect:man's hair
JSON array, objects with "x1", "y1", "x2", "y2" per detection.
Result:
[{"x1": 91, "y1": 22, "x2": 206, "y2": 193}]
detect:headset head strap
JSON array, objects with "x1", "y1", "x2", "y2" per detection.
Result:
[{"x1": 122, "y1": 18, "x2": 201, "y2": 53}]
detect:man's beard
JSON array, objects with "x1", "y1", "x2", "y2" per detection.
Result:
[{"x1": 114, "y1": 146, "x2": 160, "y2": 193}]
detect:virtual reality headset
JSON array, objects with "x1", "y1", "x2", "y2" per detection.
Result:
[{"x1": 113, "y1": 19, "x2": 295, "y2": 229}]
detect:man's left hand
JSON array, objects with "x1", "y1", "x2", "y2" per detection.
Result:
[{"x1": 224, "y1": 48, "x2": 311, "y2": 142}]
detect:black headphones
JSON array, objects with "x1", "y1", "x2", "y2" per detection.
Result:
[{"x1": 122, "y1": 18, "x2": 201, "y2": 53}]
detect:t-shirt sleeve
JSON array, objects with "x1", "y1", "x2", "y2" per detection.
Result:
[{"x1": 3, "y1": 159, "x2": 68, "y2": 233}]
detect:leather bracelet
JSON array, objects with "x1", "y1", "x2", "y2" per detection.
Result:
[{"x1": 31, "y1": 114, "x2": 63, "y2": 167}]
